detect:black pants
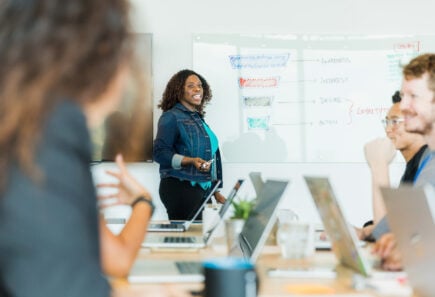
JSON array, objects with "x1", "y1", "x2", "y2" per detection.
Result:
[{"x1": 159, "y1": 177, "x2": 206, "y2": 220}]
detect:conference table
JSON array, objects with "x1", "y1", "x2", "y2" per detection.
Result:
[{"x1": 110, "y1": 224, "x2": 413, "y2": 297}]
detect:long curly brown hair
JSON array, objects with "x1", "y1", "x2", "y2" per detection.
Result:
[
  {"x1": 0, "y1": 0, "x2": 131, "y2": 186},
  {"x1": 158, "y1": 69, "x2": 212, "y2": 116}
]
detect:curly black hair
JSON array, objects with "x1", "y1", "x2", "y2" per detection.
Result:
[
  {"x1": 158, "y1": 69, "x2": 212, "y2": 116},
  {"x1": 392, "y1": 90, "x2": 401, "y2": 103}
]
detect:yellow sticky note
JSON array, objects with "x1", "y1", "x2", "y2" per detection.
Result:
[{"x1": 285, "y1": 283, "x2": 336, "y2": 294}]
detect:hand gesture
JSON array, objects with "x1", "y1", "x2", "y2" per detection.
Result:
[
  {"x1": 97, "y1": 154, "x2": 151, "y2": 207},
  {"x1": 364, "y1": 137, "x2": 396, "y2": 169}
]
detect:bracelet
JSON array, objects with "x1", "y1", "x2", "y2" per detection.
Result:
[{"x1": 131, "y1": 195, "x2": 155, "y2": 215}]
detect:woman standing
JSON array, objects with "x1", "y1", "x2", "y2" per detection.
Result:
[{"x1": 154, "y1": 70, "x2": 225, "y2": 220}]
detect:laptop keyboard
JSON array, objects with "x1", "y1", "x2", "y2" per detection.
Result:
[
  {"x1": 151, "y1": 223, "x2": 182, "y2": 229},
  {"x1": 163, "y1": 236, "x2": 195, "y2": 243},
  {"x1": 175, "y1": 261, "x2": 202, "y2": 274},
  {"x1": 105, "y1": 218, "x2": 126, "y2": 224}
]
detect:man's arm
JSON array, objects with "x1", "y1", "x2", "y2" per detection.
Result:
[{"x1": 364, "y1": 138, "x2": 396, "y2": 223}]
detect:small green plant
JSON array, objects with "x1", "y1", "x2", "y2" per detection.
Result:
[{"x1": 231, "y1": 196, "x2": 256, "y2": 220}]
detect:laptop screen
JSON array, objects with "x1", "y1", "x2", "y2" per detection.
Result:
[
  {"x1": 304, "y1": 176, "x2": 371, "y2": 276},
  {"x1": 381, "y1": 185, "x2": 435, "y2": 296},
  {"x1": 218, "y1": 179, "x2": 245, "y2": 218},
  {"x1": 238, "y1": 180, "x2": 289, "y2": 261},
  {"x1": 183, "y1": 180, "x2": 221, "y2": 224},
  {"x1": 249, "y1": 172, "x2": 264, "y2": 197},
  {"x1": 203, "y1": 179, "x2": 245, "y2": 242}
]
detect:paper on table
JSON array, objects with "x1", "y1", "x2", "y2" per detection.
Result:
[{"x1": 268, "y1": 267, "x2": 336, "y2": 279}]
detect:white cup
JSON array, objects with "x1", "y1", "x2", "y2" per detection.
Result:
[{"x1": 202, "y1": 205, "x2": 223, "y2": 238}]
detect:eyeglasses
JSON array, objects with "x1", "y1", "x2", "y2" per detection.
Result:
[{"x1": 381, "y1": 118, "x2": 404, "y2": 128}]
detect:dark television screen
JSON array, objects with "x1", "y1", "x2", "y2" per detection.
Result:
[{"x1": 90, "y1": 34, "x2": 153, "y2": 162}]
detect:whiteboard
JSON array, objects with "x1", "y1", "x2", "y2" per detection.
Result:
[{"x1": 193, "y1": 34, "x2": 435, "y2": 163}]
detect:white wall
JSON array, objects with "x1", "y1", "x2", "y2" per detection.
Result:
[{"x1": 96, "y1": 0, "x2": 435, "y2": 226}]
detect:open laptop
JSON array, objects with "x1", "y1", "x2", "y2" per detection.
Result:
[
  {"x1": 304, "y1": 176, "x2": 372, "y2": 276},
  {"x1": 381, "y1": 185, "x2": 435, "y2": 297},
  {"x1": 237, "y1": 179, "x2": 289, "y2": 260},
  {"x1": 146, "y1": 180, "x2": 221, "y2": 232},
  {"x1": 249, "y1": 172, "x2": 264, "y2": 197},
  {"x1": 128, "y1": 179, "x2": 289, "y2": 283},
  {"x1": 143, "y1": 179, "x2": 244, "y2": 249}
]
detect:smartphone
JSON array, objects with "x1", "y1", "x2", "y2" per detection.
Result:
[{"x1": 201, "y1": 159, "x2": 214, "y2": 169}]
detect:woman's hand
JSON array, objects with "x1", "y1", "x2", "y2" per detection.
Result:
[
  {"x1": 182, "y1": 156, "x2": 211, "y2": 172},
  {"x1": 98, "y1": 154, "x2": 153, "y2": 277},
  {"x1": 97, "y1": 154, "x2": 151, "y2": 207},
  {"x1": 214, "y1": 191, "x2": 226, "y2": 204}
]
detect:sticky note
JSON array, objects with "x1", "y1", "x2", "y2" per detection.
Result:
[{"x1": 285, "y1": 283, "x2": 336, "y2": 294}]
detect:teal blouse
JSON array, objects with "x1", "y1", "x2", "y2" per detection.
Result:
[{"x1": 191, "y1": 122, "x2": 219, "y2": 190}]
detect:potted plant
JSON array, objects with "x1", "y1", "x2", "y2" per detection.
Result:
[
  {"x1": 225, "y1": 196, "x2": 256, "y2": 253},
  {"x1": 231, "y1": 196, "x2": 256, "y2": 220}
]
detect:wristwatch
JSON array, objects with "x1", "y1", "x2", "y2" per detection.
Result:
[{"x1": 131, "y1": 195, "x2": 155, "y2": 215}]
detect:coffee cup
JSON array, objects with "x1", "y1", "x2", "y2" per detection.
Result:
[{"x1": 203, "y1": 258, "x2": 258, "y2": 297}]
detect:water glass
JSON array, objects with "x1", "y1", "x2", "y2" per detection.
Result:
[{"x1": 276, "y1": 210, "x2": 314, "y2": 259}]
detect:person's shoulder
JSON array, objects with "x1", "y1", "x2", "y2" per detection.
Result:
[
  {"x1": 168, "y1": 103, "x2": 188, "y2": 113},
  {"x1": 43, "y1": 99, "x2": 89, "y2": 150},
  {"x1": 419, "y1": 144, "x2": 430, "y2": 157},
  {"x1": 408, "y1": 144, "x2": 430, "y2": 167},
  {"x1": 160, "y1": 108, "x2": 177, "y2": 121},
  {"x1": 414, "y1": 151, "x2": 435, "y2": 187},
  {"x1": 48, "y1": 100, "x2": 86, "y2": 127},
  {"x1": 160, "y1": 104, "x2": 187, "y2": 120},
  {"x1": 427, "y1": 151, "x2": 435, "y2": 167}
]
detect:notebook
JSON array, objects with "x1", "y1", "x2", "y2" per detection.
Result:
[
  {"x1": 128, "y1": 179, "x2": 289, "y2": 283},
  {"x1": 381, "y1": 185, "x2": 435, "y2": 297},
  {"x1": 143, "y1": 179, "x2": 244, "y2": 249},
  {"x1": 146, "y1": 180, "x2": 221, "y2": 232},
  {"x1": 304, "y1": 176, "x2": 372, "y2": 276}
]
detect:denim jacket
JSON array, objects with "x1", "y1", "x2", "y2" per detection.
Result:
[{"x1": 153, "y1": 103, "x2": 223, "y2": 185}]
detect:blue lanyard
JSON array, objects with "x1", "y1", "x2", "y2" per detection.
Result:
[{"x1": 414, "y1": 153, "x2": 433, "y2": 183}]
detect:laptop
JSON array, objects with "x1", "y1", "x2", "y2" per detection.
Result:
[
  {"x1": 381, "y1": 185, "x2": 435, "y2": 297},
  {"x1": 304, "y1": 176, "x2": 372, "y2": 276},
  {"x1": 146, "y1": 180, "x2": 221, "y2": 232},
  {"x1": 249, "y1": 172, "x2": 264, "y2": 197},
  {"x1": 128, "y1": 179, "x2": 289, "y2": 283},
  {"x1": 143, "y1": 179, "x2": 244, "y2": 249},
  {"x1": 237, "y1": 179, "x2": 289, "y2": 261}
]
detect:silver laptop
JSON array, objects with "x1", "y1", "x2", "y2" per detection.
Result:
[
  {"x1": 304, "y1": 176, "x2": 372, "y2": 276},
  {"x1": 249, "y1": 172, "x2": 264, "y2": 197},
  {"x1": 381, "y1": 185, "x2": 435, "y2": 297},
  {"x1": 237, "y1": 179, "x2": 289, "y2": 261},
  {"x1": 143, "y1": 179, "x2": 244, "y2": 249},
  {"x1": 128, "y1": 179, "x2": 289, "y2": 283},
  {"x1": 146, "y1": 180, "x2": 221, "y2": 232}
]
